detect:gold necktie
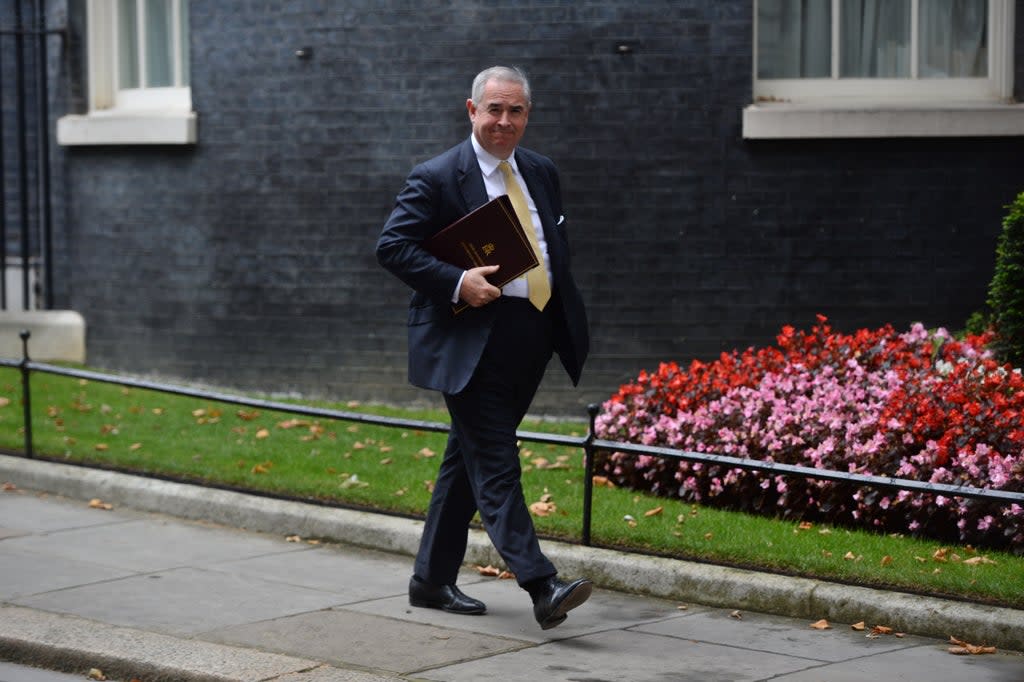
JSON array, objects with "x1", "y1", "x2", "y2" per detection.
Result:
[{"x1": 499, "y1": 160, "x2": 550, "y2": 311}]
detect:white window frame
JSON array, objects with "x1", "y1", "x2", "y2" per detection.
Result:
[
  {"x1": 57, "y1": 0, "x2": 197, "y2": 146},
  {"x1": 743, "y1": 0, "x2": 1024, "y2": 138}
]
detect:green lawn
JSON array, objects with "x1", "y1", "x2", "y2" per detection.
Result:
[{"x1": 1, "y1": 365, "x2": 1021, "y2": 609}]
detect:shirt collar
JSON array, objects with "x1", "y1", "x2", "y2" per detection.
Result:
[{"x1": 470, "y1": 134, "x2": 519, "y2": 177}]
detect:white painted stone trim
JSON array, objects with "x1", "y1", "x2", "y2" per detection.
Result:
[
  {"x1": 0, "y1": 310, "x2": 86, "y2": 363},
  {"x1": 57, "y1": 111, "x2": 197, "y2": 146},
  {"x1": 742, "y1": 101, "x2": 1024, "y2": 139}
]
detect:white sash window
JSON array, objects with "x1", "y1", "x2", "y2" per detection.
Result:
[
  {"x1": 57, "y1": 0, "x2": 196, "y2": 145},
  {"x1": 744, "y1": 0, "x2": 1023, "y2": 138}
]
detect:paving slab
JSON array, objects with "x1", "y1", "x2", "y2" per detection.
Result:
[
  {"x1": 208, "y1": 542, "x2": 412, "y2": 602},
  {"x1": 12, "y1": 565, "x2": 348, "y2": 636},
  {"x1": 634, "y1": 607, "x2": 924, "y2": 661},
  {"x1": 0, "y1": 544, "x2": 136, "y2": 599},
  {"x1": 418, "y1": 627, "x2": 821, "y2": 682},
  {"x1": 771, "y1": 642, "x2": 1024, "y2": 681},
  {"x1": 0, "y1": 490, "x2": 137, "y2": 534},
  {"x1": 2, "y1": 515, "x2": 306, "y2": 572},
  {"x1": 345, "y1": 576, "x2": 697, "y2": 644},
  {"x1": 205, "y1": 607, "x2": 533, "y2": 675}
]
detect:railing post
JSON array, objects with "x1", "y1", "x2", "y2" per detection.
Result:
[
  {"x1": 581, "y1": 403, "x2": 599, "y2": 546},
  {"x1": 19, "y1": 329, "x2": 33, "y2": 458}
]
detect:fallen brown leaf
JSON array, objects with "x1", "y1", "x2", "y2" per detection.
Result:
[
  {"x1": 2, "y1": 482, "x2": 17, "y2": 492},
  {"x1": 949, "y1": 636, "x2": 997, "y2": 655},
  {"x1": 88, "y1": 669, "x2": 107, "y2": 681},
  {"x1": 880, "y1": 555, "x2": 893, "y2": 567},
  {"x1": 498, "y1": 570, "x2": 515, "y2": 580},
  {"x1": 592, "y1": 475, "x2": 616, "y2": 488},
  {"x1": 255, "y1": 428, "x2": 270, "y2": 439},
  {"x1": 730, "y1": 610, "x2": 742, "y2": 620},
  {"x1": 418, "y1": 447, "x2": 436, "y2": 458},
  {"x1": 851, "y1": 621, "x2": 866, "y2": 631},
  {"x1": 644, "y1": 506, "x2": 664, "y2": 517},
  {"x1": 474, "y1": 564, "x2": 501, "y2": 576},
  {"x1": 88, "y1": 498, "x2": 113, "y2": 510},
  {"x1": 810, "y1": 619, "x2": 831, "y2": 630},
  {"x1": 963, "y1": 556, "x2": 997, "y2": 566},
  {"x1": 236, "y1": 409, "x2": 260, "y2": 420},
  {"x1": 530, "y1": 501, "x2": 556, "y2": 517}
]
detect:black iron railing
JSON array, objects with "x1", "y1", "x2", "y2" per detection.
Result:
[{"x1": 3, "y1": 330, "x2": 1023, "y2": 546}]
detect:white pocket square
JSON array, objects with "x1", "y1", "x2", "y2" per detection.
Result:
[{"x1": 557, "y1": 215, "x2": 565, "y2": 225}]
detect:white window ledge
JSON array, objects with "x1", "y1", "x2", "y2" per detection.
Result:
[
  {"x1": 742, "y1": 101, "x2": 1024, "y2": 139},
  {"x1": 57, "y1": 110, "x2": 197, "y2": 145}
]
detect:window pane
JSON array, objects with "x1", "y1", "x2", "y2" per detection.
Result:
[
  {"x1": 180, "y1": 0, "x2": 190, "y2": 86},
  {"x1": 840, "y1": 0, "x2": 911, "y2": 78},
  {"x1": 117, "y1": 0, "x2": 139, "y2": 89},
  {"x1": 919, "y1": 0, "x2": 987, "y2": 77},
  {"x1": 757, "y1": 0, "x2": 831, "y2": 79},
  {"x1": 145, "y1": 0, "x2": 174, "y2": 87}
]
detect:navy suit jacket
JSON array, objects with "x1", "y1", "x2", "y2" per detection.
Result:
[{"x1": 377, "y1": 138, "x2": 589, "y2": 395}]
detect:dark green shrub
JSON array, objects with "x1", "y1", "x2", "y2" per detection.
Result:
[{"x1": 988, "y1": 191, "x2": 1024, "y2": 368}]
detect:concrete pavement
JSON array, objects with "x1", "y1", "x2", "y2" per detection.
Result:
[{"x1": 1, "y1": 453, "x2": 1023, "y2": 682}]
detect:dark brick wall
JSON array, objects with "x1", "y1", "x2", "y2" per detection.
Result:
[{"x1": 14, "y1": 1, "x2": 1024, "y2": 415}]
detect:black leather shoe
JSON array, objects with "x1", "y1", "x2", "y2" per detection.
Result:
[
  {"x1": 408, "y1": 577, "x2": 486, "y2": 615},
  {"x1": 531, "y1": 576, "x2": 592, "y2": 630}
]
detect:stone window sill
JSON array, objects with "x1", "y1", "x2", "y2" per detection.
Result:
[
  {"x1": 742, "y1": 101, "x2": 1024, "y2": 139},
  {"x1": 57, "y1": 111, "x2": 197, "y2": 146}
]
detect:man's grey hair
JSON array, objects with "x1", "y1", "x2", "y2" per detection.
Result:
[{"x1": 471, "y1": 66, "x2": 532, "y2": 106}]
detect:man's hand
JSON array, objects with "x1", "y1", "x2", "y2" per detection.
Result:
[{"x1": 459, "y1": 265, "x2": 501, "y2": 307}]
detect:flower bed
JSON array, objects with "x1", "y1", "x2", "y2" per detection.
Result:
[{"x1": 594, "y1": 316, "x2": 1024, "y2": 552}]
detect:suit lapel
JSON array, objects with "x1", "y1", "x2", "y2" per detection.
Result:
[{"x1": 456, "y1": 139, "x2": 489, "y2": 212}]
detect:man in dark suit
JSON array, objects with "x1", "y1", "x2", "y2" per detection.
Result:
[{"x1": 376, "y1": 66, "x2": 591, "y2": 630}]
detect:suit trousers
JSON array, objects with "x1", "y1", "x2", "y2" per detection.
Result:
[{"x1": 413, "y1": 296, "x2": 558, "y2": 588}]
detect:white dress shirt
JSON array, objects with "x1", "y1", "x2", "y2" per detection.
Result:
[{"x1": 452, "y1": 135, "x2": 553, "y2": 303}]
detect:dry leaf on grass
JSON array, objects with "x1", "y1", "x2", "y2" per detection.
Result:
[
  {"x1": 592, "y1": 475, "x2": 616, "y2": 488},
  {"x1": 530, "y1": 501, "x2": 557, "y2": 517},
  {"x1": 644, "y1": 506, "x2": 664, "y2": 517}
]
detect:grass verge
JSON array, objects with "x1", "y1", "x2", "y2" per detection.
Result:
[{"x1": 1, "y1": 366, "x2": 1022, "y2": 609}]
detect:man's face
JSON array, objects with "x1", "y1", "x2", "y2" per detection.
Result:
[{"x1": 467, "y1": 78, "x2": 530, "y2": 159}]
